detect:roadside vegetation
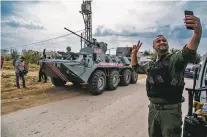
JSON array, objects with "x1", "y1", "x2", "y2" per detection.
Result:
[{"x1": 1, "y1": 61, "x2": 84, "y2": 115}]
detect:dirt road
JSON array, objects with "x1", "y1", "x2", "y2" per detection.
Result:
[{"x1": 2, "y1": 78, "x2": 192, "y2": 137}]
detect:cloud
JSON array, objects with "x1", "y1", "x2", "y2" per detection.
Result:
[
  {"x1": 1, "y1": 0, "x2": 207, "y2": 56},
  {"x1": 93, "y1": 25, "x2": 156, "y2": 37},
  {"x1": 1, "y1": 17, "x2": 45, "y2": 30},
  {"x1": 93, "y1": 23, "x2": 207, "y2": 38},
  {"x1": 1, "y1": 1, "x2": 85, "y2": 52}
]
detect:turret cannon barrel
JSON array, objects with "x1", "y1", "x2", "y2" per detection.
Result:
[{"x1": 64, "y1": 27, "x2": 93, "y2": 45}]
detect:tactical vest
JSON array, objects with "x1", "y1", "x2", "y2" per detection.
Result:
[{"x1": 146, "y1": 53, "x2": 185, "y2": 104}]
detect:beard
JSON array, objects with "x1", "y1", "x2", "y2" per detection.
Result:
[{"x1": 154, "y1": 44, "x2": 169, "y2": 54}]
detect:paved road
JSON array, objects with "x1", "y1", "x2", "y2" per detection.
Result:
[{"x1": 2, "y1": 78, "x2": 193, "y2": 137}]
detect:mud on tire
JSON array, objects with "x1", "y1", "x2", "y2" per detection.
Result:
[
  {"x1": 119, "y1": 69, "x2": 131, "y2": 86},
  {"x1": 88, "y1": 70, "x2": 106, "y2": 95},
  {"x1": 131, "y1": 71, "x2": 138, "y2": 84},
  {"x1": 51, "y1": 77, "x2": 66, "y2": 87},
  {"x1": 106, "y1": 70, "x2": 120, "y2": 90}
]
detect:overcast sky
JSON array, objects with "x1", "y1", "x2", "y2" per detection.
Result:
[{"x1": 1, "y1": 0, "x2": 207, "y2": 55}]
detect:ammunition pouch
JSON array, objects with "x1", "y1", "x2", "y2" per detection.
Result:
[
  {"x1": 146, "y1": 54, "x2": 184, "y2": 103},
  {"x1": 147, "y1": 76, "x2": 185, "y2": 102}
]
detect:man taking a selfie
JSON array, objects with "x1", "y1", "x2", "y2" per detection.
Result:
[{"x1": 132, "y1": 12, "x2": 202, "y2": 137}]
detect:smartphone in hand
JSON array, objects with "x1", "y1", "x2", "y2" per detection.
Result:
[{"x1": 184, "y1": 10, "x2": 194, "y2": 30}]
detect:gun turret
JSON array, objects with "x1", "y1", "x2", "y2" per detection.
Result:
[{"x1": 64, "y1": 27, "x2": 108, "y2": 54}]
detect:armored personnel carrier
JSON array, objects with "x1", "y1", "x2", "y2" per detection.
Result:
[{"x1": 40, "y1": 27, "x2": 138, "y2": 95}]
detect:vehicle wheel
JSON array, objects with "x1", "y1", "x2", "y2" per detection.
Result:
[
  {"x1": 131, "y1": 71, "x2": 138, "y2": 84},
  {"x1": 51, "y1": 77, "x2": 66, "y2": 87},
  {"x1": 88, "y1": 70, "x2": 106, "y2": 95},
  {"x1": 120, "y1": 69, "x2": 131, "y2": 86},
  {"x1": 107, "y1": 70, "x2": 120, "y2": 90}
]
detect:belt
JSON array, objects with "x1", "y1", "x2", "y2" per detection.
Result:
[{"x1": 150, "y1": 102, "x2": 181, "y2": 110}]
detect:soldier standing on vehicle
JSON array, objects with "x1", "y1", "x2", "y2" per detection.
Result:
[{"x1": 132, "y1": 14, "x2": 202, "y2": 137}]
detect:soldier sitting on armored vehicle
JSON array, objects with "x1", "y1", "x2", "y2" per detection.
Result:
[
  {"x1": 81, "y1": 54, "x2": 89, "y2": 66},
  {"x1": 57, "y1": 46, "x2": 79, "y2": 60}
]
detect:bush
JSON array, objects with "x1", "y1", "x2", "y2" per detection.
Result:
[
  {"x1": 4, "y1": 55, "x2": 12, "y2": 61},
  {"x1": 22, "y1": 50, "x2": 41, "y2": 64},
  {"x1": 2, "y1": 49, "x2": 42, "y2": 66}
]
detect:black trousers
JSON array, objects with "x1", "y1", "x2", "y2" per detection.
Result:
[
  {"x1": 38, "y1": 69, "x2": 47, "y2": 82},
  {"x1": 16, "y1": 72, "x2": 26, "y2": 88}
]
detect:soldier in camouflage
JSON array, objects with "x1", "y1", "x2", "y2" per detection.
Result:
[{"x1": 132, "y1": 14, "x2": 202, "y2": 137}]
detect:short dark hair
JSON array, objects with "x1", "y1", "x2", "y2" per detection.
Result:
[
  {"x1": 156, "y1": 34, "x2": 164, "y2": 37},
  {"x1": 153, "y1": 34, "x2": 166, "y2": 45}
]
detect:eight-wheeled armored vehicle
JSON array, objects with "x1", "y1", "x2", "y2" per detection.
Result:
[{"x1": 40, "y1": 27, "x2": 138, "y2": 95}]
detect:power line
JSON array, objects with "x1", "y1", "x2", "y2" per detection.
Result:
[{"x1": 4, "y1": 29, "x2": 85, "y2": 50}]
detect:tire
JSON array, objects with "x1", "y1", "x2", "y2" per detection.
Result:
[
  {"x1": 131, "y1": 71, "x2": 138, "y2": 84},
  {"x1": 51, "y1": 77, "x2": 66, "y2": 87},
  {"x1": 107, "y1": 70, "x2": 120, "y2": 90},
  {"x1": 120, "y1": 69, "x2": 131, "y2": 86},
  {"x1": 88, "y1": 70, "x2": 106, "y2": 95}
]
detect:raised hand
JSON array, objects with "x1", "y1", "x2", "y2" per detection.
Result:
[
  {"x1": 132, "y1": 40, "x2": 142, "y2": 53},
  {"x1": 130, "y1": 40, "x2": 142, "y2": 66},
  {"x1": 184, "y1": 15, "x2": 202, "y2": 34}
]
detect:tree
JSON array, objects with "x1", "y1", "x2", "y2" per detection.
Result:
[
  {"x1": 143, "y1": 50, "x2": 150, "y2": 56},
  {"x1": 10, "y1": 48, "x2": 20, "y2": 66},
  {"x1": 22, "y1": 50, "x2": 41, "y2": 64},
  {"x1": 10, "y1": 48, "x2": 19, "y2": 60}
]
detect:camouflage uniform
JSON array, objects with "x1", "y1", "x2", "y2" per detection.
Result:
[{"x1": 135, "y1": 45, "x2": 197, "y2": 137}]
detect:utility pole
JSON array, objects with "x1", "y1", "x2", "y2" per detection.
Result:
[
  {"x1": 80, "y1": 33, "x2": 83, "y2": 49},
  {"x1": 79, "y1": 0, "x2": 92, "y2": 48}
]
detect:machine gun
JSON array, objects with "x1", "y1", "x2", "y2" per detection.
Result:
[{"x1": 64, "y1": 27, "x2": 107, "y2": 54}]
